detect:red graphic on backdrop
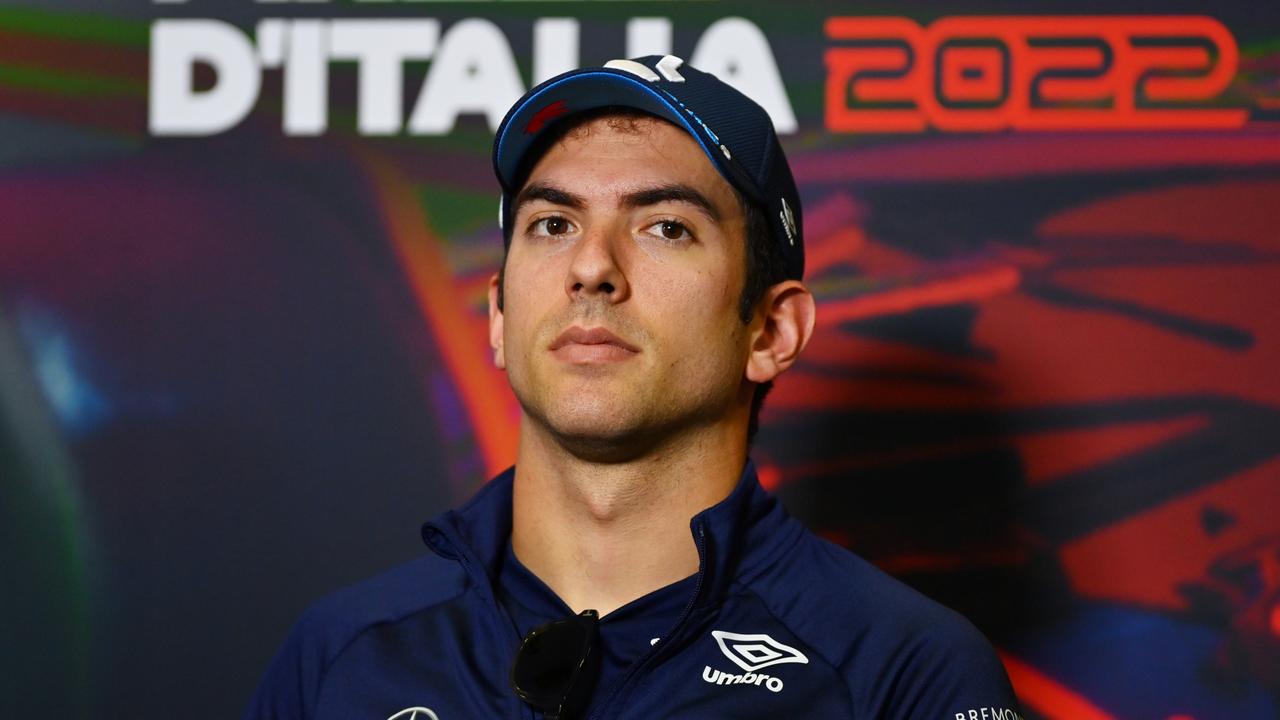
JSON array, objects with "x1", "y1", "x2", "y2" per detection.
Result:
[{"x1": 824, "y1": 16, "x2": 1249, "y2": 132}]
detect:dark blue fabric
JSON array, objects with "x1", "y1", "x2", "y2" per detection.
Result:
[
  {"x1": 497, "y1": 541, "x2": 697, "y2": 711},
  {"x1": 245, "y1": 462, "x2": 1023, "y2": 719}
]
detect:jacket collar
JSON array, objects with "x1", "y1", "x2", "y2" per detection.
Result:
[{"x1": 421, "y1": 460, "x2": 802, "y2": 609}]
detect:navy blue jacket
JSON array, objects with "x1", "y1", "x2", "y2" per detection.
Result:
[{"x1": 246, "y1": 464, "x2": 1022, "y2": 719}]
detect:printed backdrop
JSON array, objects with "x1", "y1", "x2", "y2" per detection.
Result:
[{"x1": 2, "y1": 1, "x2": 1278, "y2": 718}]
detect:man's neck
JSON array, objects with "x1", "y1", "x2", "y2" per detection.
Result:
[{"x1": 510, "y1": 419, "x2": 746, "y2": 617}]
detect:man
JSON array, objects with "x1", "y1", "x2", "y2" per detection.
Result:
[{"x1": 247, "y1": 55, "x2": 1022, "y2": 719}]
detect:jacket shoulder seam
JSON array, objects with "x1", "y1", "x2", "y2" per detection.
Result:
[
  {"x1": 737, "y1": 584, "x2": 858, "y2": 714},
  {"x1": 312, "y1": 565, "x2": 471, "y2": 707}
]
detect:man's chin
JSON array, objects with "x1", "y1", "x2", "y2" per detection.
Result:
[{"x1": 531, "y1": 409, "x2": 665, "y2": 464}]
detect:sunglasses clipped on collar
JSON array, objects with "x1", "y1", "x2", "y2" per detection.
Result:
[{"x1": 510, "y1": 609, "x2": 602, "y2": 720}]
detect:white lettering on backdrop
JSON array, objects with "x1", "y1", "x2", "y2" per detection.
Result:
[{"x1": 148, "y1": 15, "x2": 796, "y2": 136}]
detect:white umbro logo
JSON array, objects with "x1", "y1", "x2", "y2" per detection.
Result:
[
  {"x1": 387, "y1": 708, "x2": 439, "y2": 720},
  {"x1": 701, "y1": 630, "x2": 808, "y2": 693},
  {"x1": 712, "y1": 630, "x2": 809, "y2": 672}
]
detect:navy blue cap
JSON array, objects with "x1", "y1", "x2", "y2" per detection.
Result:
[{"x1": 492, "y1": 55, "x2": 804, "y2": 280}]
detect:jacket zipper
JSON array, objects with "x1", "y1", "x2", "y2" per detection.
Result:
[{"x1": 585, "y1": 520, "x2": 709, "y2": 720}]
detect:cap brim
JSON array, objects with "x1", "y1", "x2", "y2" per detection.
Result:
[{"x1": 493, "y1": 69, "x2": 753, "y2": 198}]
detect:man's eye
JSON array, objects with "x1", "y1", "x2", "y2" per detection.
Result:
[
  {"x1": 647, "y1": 220, "x2": 692, "y2": 243},
  {"x1": 532, "y1": 216, "x2": 573, "y2": 236}
]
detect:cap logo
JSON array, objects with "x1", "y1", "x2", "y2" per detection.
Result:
[
  {"x1": 655, "y1": 55, "x2": 686, "y2": 82},
  {"x1": 779, "y1": 198, "x2": 797, "y2": 245},
  {"x1": 603, "y1": 58, "x2": 661, "y2": 82},
  {"x1": 604, "y1": 55, "x2": 686, "y2": 83},
  {"x1": 524, "y1": 99, "x2": 570, "y2": 135}
]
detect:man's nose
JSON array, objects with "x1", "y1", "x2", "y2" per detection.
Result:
[{"x1": 566, "y1": 225, "x2": 629, "y2": 303}]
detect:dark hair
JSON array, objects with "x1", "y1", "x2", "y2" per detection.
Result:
[{"x1": 498, "y1": 109, "x2": 788, "y2": 443}]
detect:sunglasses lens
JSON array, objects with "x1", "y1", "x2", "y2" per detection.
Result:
[{"x1": 511, "y1": 610, "x2": 600, "y2": 718}]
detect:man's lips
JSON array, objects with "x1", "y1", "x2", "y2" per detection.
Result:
[{"x1": 549, "y1": 326, "x2": 640, "y2": 362}]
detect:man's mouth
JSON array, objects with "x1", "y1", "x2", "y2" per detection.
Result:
[{"x1": 549, "y1": 326, "x2": 640, "y2": 363}]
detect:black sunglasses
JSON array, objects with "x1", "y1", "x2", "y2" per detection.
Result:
[{"x1": 509, "y1": 609, "x2": 602, "y2": 720}]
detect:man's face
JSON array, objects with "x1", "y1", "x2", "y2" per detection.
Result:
[{"x1": 491, "y1": 115, "x2": 753, "y2": 458}]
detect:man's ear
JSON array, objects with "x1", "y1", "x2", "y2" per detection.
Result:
[
  {"x1": 745, "y1": 281, "x2": 816, "y2": 384},
  {"x1": 488, "y1": 273, "x2": 506, "y2": 370}
]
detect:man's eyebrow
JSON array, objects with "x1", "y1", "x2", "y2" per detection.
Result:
[
  {"x1": 514, "y1": 183, "x2": 586, "y2": 213},
  {"x1": 621, "y1": 184, "x2": 722, "y2": 222},
  {"x1": 513, "y1": 182, "x2": 724, "y2": 222}
]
